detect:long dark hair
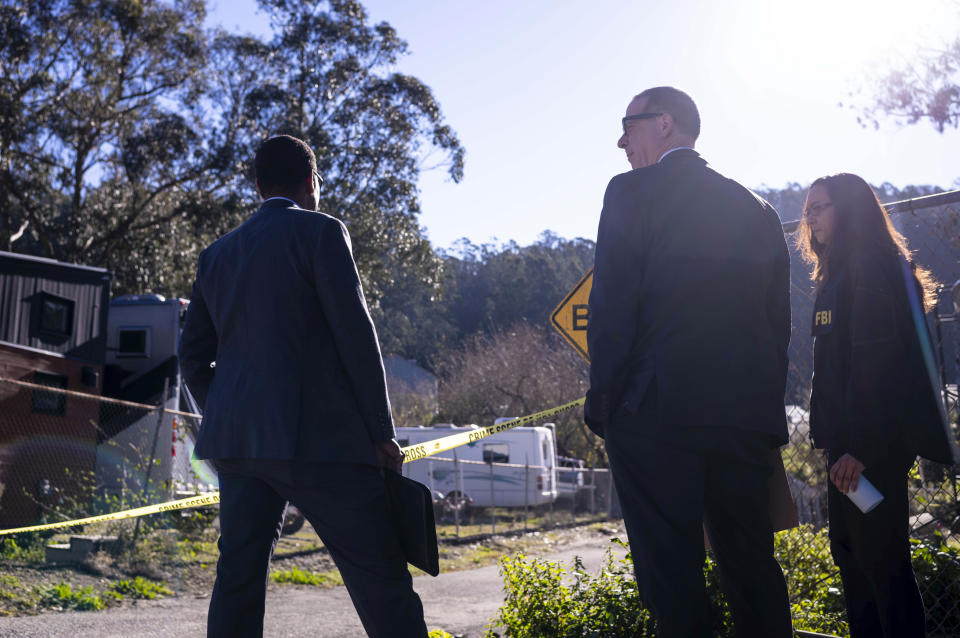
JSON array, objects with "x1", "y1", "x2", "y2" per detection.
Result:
[{"x1": 797, "y1": 172, "x2": 937, "y2": 310}]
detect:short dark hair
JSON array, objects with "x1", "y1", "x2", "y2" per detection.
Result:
[
  {"x1": 633, "y1": 87, "x2": 700, "y2": 140},
  {"x1": 254, "y1": 135, "x2": 317, "y2": 192}
]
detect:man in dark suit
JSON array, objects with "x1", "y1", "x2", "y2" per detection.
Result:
[
  {"x1": 179, "y1": 135, "x2": 427, "y2": 638},
  {"x1": 585, "y1": 87, "x2": 793, "y2": 637}
]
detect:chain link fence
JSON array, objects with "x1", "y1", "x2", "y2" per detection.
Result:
[
  {"x1": 401, "y1": 454, "x2": 614, "y2": 541},
  {"x1": 0, "y1": 376, "x2": 613, "y2": 538},
  {"x1": 780, "y1": 189, "x2": 960, "y2": 636},
  {"x1": 0, "y1": 377, "x2": 211, "y2": 531}
]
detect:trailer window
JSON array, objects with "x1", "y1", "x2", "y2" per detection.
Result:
[
  {"x1": 38, "y1": 293, "x2": 74, "y2": 338},
  {"x1": 32, "y1": 371, "x2": 67, "y2": 415},
  {"x1": 117, "y1": 327, "x2": 151, "y2": 358},
  {"x1": 483, "y1": 443, "x2": 509, "y2": 464}
]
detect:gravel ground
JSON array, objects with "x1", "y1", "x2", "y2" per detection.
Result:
[
  {"x1": 0, "y1": 520, "x2": 628, "y2": 633},
  {"x1": 0, "y1": 535, "x2": 621, "y2": 637}
]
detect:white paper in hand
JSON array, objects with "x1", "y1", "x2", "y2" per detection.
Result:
[{"x1": 847, "y1": 474, "x2": 884, "y2": 514}]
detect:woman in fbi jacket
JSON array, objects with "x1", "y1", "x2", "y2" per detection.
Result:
[{"x1": 799, "y1": 172, "x2": 956, "y2": 637}]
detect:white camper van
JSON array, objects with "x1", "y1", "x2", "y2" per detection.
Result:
[
  {"x1": 96, "y1": 294, "x2": 217, "y2": 499},
  {"x1": 396, "y1": 423, "x2": 558, "y2": 509}
]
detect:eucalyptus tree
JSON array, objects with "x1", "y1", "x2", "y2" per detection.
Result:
[
  {"x1": 0, "y1": 0, "x2": 231, "y2": 293},
  {"x1": 850, "y1": 3, "x2": 960, "y2": 134},
  {"x1": 211, "y1": 0, "x2": 465, "y2": 312},
  {"x1": 1, "y1": 0, "x2": 464, "y2": 306}
]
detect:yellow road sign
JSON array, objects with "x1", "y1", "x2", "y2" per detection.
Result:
[{"x1": 550, "y1": 268, "x2": 592, "y2": 362}]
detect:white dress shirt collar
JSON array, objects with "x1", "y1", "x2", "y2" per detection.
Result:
[
  {"x1": 262, "y1": 196, "x2": 299, "y2": 208},
  {"x1": 657, "y1": 146, "x2": 695, "y2": 163}
]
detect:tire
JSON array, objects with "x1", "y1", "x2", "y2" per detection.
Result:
[
  {"x1": 442, "y1": 491, "x2": 471, "y2": 515},
  {"x1": 282, "y1": 509, "x2": 305, "y2": 535}
]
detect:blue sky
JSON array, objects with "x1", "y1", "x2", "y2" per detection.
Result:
[{"x1": 207, "y1": 0, "x2": 960, "y2": 250}]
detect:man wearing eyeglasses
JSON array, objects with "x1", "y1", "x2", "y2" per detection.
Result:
[
  {"x1": 180, "y1": 135, "x2": 426, "y2": 637},
  {"x1": 585, "y1": 87, "x2": 793, "y2": 637}
]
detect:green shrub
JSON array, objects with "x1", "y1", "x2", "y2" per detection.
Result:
[
  {"x1": 0, "y1": 532, "x2": 51, "y2": 563},
  {"x1": 912, "y1": 534, "x2": 960, "y2": 636},
  {"x1": 488, "y1": 526, "x2": 960, "y2": 637},
  {"x1": 486, "y1": 538, "x2": 653, "y2": 637},
  {"x1": 773, "y1": 525, "x2": 848, "y2": 636}
]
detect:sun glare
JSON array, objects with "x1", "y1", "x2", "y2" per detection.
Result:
[{"x1": 759, "y1": 0, "x2": 953, "y2": 74}]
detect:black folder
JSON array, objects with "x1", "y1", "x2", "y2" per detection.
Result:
[{"x1": 384, "y1": 470, "x2": 439, "y2": 577}]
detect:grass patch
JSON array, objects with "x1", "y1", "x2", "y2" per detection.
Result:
[
  {"x1": 37, "y1": 583, "x2": 106, "y2": 611},
  {"x1": 0, "y1": 575, "x2": 22, "y2": 590},
  {"x1": 426, "y1": 529, "x2": 578, "y2": 575},
  {"x1": 177, "y1": 536, "x2": 219, "y2": 563},
  {"x1": 0, "y1": 574, "x2": 35, "y2": 615},
  {"x1": 107, "y1": 576, "x2": 173, "y2": 599},
  {"x1": 434, "y1": 511, "x2": 606, "y2": 539},
  {"x1": 0, "y1": 575, "x2": 172, "y2": 616},
  {"x1": 270, "y1": 567, "x2": 343, "y2": 587}
]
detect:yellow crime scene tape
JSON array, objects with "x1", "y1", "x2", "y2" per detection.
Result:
[
  {"x1": 0, "y1": 397, "x2": 585, "y2": 536},
  {"x1": 0, "y1": 493, "x2": 221, "y2": 536},
  {"x1": 398, "y1": 397, "x2": 585, "y2": 461}
]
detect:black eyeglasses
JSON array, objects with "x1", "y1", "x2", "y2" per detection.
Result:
[
  {"x1": 312, "y1": 169, "x2": 324, "y2": 186},
  {"x1": 622, "y1": 112, "x2": 664, "y2": 134}
]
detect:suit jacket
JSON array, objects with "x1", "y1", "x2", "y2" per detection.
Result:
[
  {"x1": 585, "y1": 149, "x2": 791, "y2": 442},
  {"x1": 179, "y1": 198, "x2": 394, "y2": 465}
]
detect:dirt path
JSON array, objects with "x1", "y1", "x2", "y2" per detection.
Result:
[{"x1": 0, "y1": 528, "x2": 626, "y2": 637}]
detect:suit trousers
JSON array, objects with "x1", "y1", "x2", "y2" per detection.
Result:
[
  {"x1": 604, "y1": 389, "x2": 792, "y2": 638},
  {"x1": 208, "y1": 459, "x2": 427, "y2": 638},
  {"x1": 827, "y1": 451, "x2": 925, "y2": 638}
]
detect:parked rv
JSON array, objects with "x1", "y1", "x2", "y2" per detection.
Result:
[
  {"x1": 98, "y1": 294, "x2": 311, "y2": 534},
  {"x1": 397, "y1": 423, "x2": 558, "y2": 510},
  {"x1": 97, "y1": 294, "x2": 216, "y2": 500}
]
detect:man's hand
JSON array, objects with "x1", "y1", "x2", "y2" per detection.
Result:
[
  {"x1": 375, "y1": 439, "x2": 404, "y2": 474},
  {"x1": 829, "y1": 453, "x2": 865, "y2": 494}
]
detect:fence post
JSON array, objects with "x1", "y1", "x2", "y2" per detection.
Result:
[
  {"x1": 428, "y1": 459, "x2": 434, "y2": 502},
  {"x1": 133, "y1": 377, "x2": 168, "y2": 547},
  {"x1": 121, "y1": 464, "x2": 128, "y2": 511},
  {"x1": 548, "y1": 468, "x2": 554, "y2": 528},
  {"x1": 607, "y1": 468, "x2": 614, "y2": 519},
  {"x1": 589, "y1": 467, "x2": 596, "y2": 515},
  {"x1": 142, "y1": 377, "x2": 169, "y2": 497},
  {"x1": 453, "y1": 449, "x2": 460, "y2": 539},
  {"x1": 524, "y1": 461, "x2": 529, "y2": 532},
  {"x1": 571, "y1": 468, "x2": 578, "y2": 521},
  {"x1": 489, "y1": 461, "x2": 495, "y2": 535}
]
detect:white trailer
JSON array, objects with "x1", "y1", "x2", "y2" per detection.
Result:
[
  {"x1": 397, "y1": 424, "x2": 558, "y2": 509},
  {"x1": 95, "y1": 294, "x2": 217, "y2": 500}
]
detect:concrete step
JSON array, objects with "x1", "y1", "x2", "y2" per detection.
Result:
[
  {"x1": 44, "y1": 543, "x2": 74, "y2": 564},
  {"x1": 45, "y1": 535, "x2": 119, "y2": 564}
]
